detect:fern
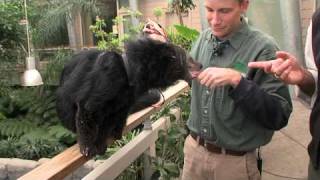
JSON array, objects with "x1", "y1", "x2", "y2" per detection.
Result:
[
  {"x1": 0, "y1": 113, "x2": 5, "y2": 120},
  {"x1": 0, "y1": 137, "x2": 19, "y2": 158},
  {"x1": 48, "y1": 125, "x2": 76, "y2": 145},
  {"x1": 0, "y1": 119, "x2": 37, "y2": 137},
  {"x1": 14, "y1": 128, "x2": 66, "y2": 159},
  {"x1": 19, "y1": 128, "x2": 56, "y2": 143}
]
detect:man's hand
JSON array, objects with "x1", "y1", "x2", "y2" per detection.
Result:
[
  {"x1": 248, "y1": 51, "x2": 305, "y2": 85},
  {"x1": 197, "y1": 67, "x2": 242, "y2": 88},
  {"x1": 142, "y1": 19, "x2": 168, "y2": 42}
]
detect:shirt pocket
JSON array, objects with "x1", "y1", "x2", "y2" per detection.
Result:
[
  {"x1": 213, "y1": 87, "x2": 244, "y2": 130},
  {"x1": 213, "y1": 87, "x2": 233, "y2": 116}
]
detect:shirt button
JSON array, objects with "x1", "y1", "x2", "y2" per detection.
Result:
[
  {"x1": 204, "y1": 110, "x2": 208, "y2": 114},
  {"x1": 206, "y1": 90, "x2": 210, "y2": 94},
  {"x1": 203, "y1": 129, "x2": 207, "y2": 133}
]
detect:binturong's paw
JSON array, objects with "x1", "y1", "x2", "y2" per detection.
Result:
[
  {"x1": 79, "y1": 143, "x2": 98, "y2": 157},
  {"x1": 79, "y1": 142, "x2": 107, "y2": 157}
]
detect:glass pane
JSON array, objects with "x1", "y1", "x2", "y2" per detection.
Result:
[
  {"x1": 119, "y1": 0, "x2": 129, "y2": 8},
  {"x1": 246, "y1": 0, "x2": 284, "y2": 48},
  {"x1": 123, "y1": 15, "x2": 132, "y2": 34}
]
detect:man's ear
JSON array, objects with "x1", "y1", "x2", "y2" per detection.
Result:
[{"x1": 240, "y1": 0, "x2": 249, "y2": 13}]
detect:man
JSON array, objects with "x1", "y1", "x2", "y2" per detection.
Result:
[
  {"x1": 248, "y1": 8, "x2": 320, "y2": 180},
  {"x1": 181, "y1": 0, "x2": 292, "y2": 179},
  {"x1": 144, "y1": 0, "x2": 292, "y2": 179}
]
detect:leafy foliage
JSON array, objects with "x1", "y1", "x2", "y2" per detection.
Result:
[
  {"x1": 90, "y1": 9, "x2": 144, "y2": 52},
  {"x1": 0, "y1": 1, "x2": 24, "y2": 60},
  {"x1": 95, "y1": 130, "x2": 144, "y2": 180},
  {"x1": 0, "y1": 123, "x2": 73, "y2": 160},
  {"x1": 153, "y1": 7, "x2": 164, "y2": 22},
  {"x1": 0, "y1": 1, "x2": 26, "y2": 86},
  {"x1": 0, "y1": 119, "x2": 37, "y2": 137},
  {"x1": 90, "y1": 16, "x2": 122, "y2": 52},
  {"x1": 167, "y1": 0, "x2": 196, "y2": 25},
  {"x1": 167, "y1": 25, "x2": 199, "y2": 51},
  {"x1": 42, "y1": 49, "x2": 73, "y2": 85},
  {"x1": 173, "y1": 24, "x2": 199, "y2": 42},
  {"x1": 48, "y1": 125, "x2": 76, "y2": 145},
  {"x1": 0, "y1": 0, "x2": 43, "y2": 86},
  {"x1": 0, "y1": 72, "x2": 76, "y2": 160},
  {"x1": 32, "y1": 0, "x2": 98, "y2": 47},
  {"x1": 168, "y1": 0, "x2": 196, "y2": 14},
  {"x1": 149, "y1": 92, "x2": 191, "y2": 179}
]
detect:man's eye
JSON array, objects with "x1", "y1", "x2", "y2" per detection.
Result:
[
  {"x1": 206, "y1": 7, "x2": 214, "y2": 12},
  {"x1": 220, "y1": 9, "x2": 231, "y2": 13}
]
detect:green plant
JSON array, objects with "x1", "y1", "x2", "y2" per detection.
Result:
[
  {"x1": 90, "y1": 10, "x2": 144, "y2": 52},
  {"x1": 0, "y1": 1, "x2": 24, "y2": 62},
  {"x1": 90, "y1": 16, "x2": 122, "y2": 51},
  {"x1": 0, "y1": 0, "x2": 43, "y2": 87},
  {"x1": 42, "y1": 49, "x2": 73, "y2": 85},
  {"x1": 34, "y1": 0, "x2": 98, "y2": 47},
  {"x1": 0, "y1": 137, "x2": 19, "y2": 158},
  {"x1": 167, "y1": 0, "x2": 196, "y2": 25},
  {"x1": 119, "y1": 8, "x2": 144, "y2": 38},
  {"x1": 0, "y1": 85, "x2": 76, "y2": 160},
  {"x1": 95, "y1": 130, "x2": 143, "y2": 180},
  {"x1": 15, "y1": 128, "x2": 67, "y2": 159},
  {"x1": 149, "y1": 92, "x2": 191, "y2": 179},
  {"x1": 167, "y1": 24, "x2": 199, "y2": 50},
  {"x1": 0, "y1": 123, "x2": 74, "y2": 160},
  {"x1": 153, "y1": 7, "x2": 163, "y2": 22},
  {"x1": 0, "y1": 1, "x2": 25, "y2": 87}
]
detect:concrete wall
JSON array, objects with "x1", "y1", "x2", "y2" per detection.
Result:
[
  {"x1": 137, "y1": 0, "x2": 202, "y2": 31},
  {"x1": 0, "y1": 158, "x2": 104, "y2": 180},
  {"x1": 135, "y1": 0, "x2": 316, "y2": 44},
  {"x1": 300, "y1": 0, "x2": 316, "y2": 46}
]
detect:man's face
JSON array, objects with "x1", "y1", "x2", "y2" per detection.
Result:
[{"x1": 205, "y1": 0, "x2": 248, "y2": 39}]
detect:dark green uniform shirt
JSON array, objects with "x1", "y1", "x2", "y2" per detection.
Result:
[{"x1": 188, "y1": 21, "x2": 292, "y2": 151}]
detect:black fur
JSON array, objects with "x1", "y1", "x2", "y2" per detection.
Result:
[{"x1": 56, "y1": 37, "x2": 201, "y2": 157}]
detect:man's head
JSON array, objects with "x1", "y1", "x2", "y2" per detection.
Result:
[{"x1": 205, "y1": 0, "x2": 249, "y2": 39}]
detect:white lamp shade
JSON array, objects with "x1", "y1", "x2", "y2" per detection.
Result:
[
  {"x1": 21, "y1": 69, "x2": 43, "y2": 86},
  {"x1": 21, "y1": 57, "x2": 43, "y2": 86}
]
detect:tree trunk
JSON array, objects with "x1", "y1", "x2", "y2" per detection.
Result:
[{"x1": 175, "y1": 6, "x2": 184, "y2": 25}]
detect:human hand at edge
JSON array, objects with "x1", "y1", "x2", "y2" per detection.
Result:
[{"x1": 248, "y1": 51, "x2": 306, "y2": 85}]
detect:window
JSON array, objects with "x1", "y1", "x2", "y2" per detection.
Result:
[{"x1": 119, "y1": 0, "x2": 129, "y2": 8}]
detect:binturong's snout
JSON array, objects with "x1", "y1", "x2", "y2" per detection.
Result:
[{"x1": 186, "y1": 55, "x2": 202, "y2": 86}]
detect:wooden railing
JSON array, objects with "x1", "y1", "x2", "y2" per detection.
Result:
[{"x1": 18, "y1": 81, "x2": 189, "y2": 180}]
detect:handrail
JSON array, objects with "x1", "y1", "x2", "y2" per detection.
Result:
[{"x1": 18, "y1": 81, "x2": 189, "y2": 180}]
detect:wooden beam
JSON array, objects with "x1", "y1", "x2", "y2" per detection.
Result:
[{"x1": 18, "y1": 81, "x2": 189, "y2": 180}]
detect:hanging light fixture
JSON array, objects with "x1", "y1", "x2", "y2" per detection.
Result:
[{"x1": 20, "y1": 0, "x2": 43, "y2": 86}]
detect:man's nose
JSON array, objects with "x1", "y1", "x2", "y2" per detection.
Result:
[{"x1": 210, "y1": 12, "x2": 221, "y2": 25}]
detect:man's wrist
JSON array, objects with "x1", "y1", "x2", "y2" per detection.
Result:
[
  {"x1": 297, "y1": 68, "x2": 316, "y2": 96},
  {"x1": 231, "y1": 71, "x2": 242, "y2": 87}
]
